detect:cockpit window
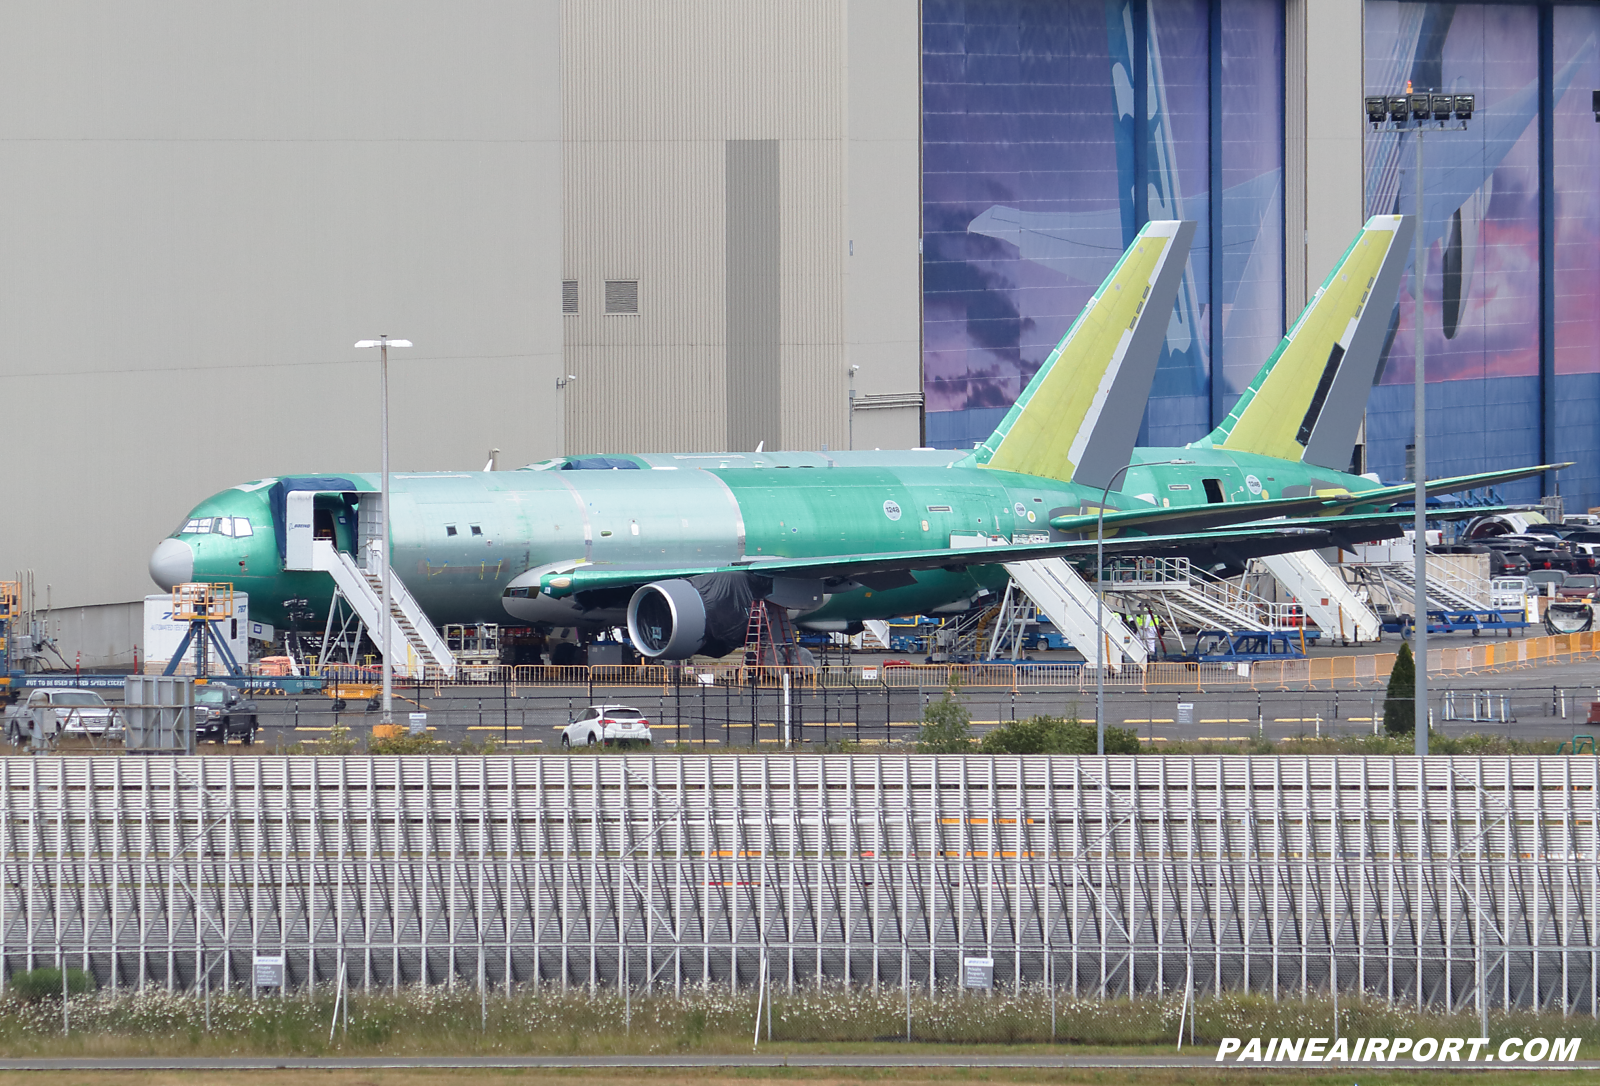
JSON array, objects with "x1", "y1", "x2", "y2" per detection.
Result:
[{"x1": 183, "y1": 516, "x2": 253, "y2": 537}]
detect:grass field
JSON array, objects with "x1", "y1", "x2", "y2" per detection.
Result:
[
  {"x1": 0, "y1": 1069, "x2": 1582, "y2": 1086},
  {"x1": 0, "y1": 984, "x2": 1592, "y2": 1066}
]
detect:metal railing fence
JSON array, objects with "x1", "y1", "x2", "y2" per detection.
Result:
[{"x1": 3, "y1": 754, "x2": 1596, "y2": 1017}]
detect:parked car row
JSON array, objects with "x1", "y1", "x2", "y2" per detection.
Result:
[
  {"x1": 1434, "y1": 539, "x2": 1600, "y2": 579},
  {"x1": 4, "y1": 684, "x2": 259, "y2": 747}
]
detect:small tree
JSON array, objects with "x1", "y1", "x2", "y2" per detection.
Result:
[
  {"x1": 1384, "y1": 640, "x2": 1416, "y2": 736},
  {"x1": 916, "y1": 681, "x2": 973, "y2": 753}
]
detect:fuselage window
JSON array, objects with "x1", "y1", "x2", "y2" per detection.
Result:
[
  {"x1": 446, "y1": 525, "x2": 458, "y2": 537},
  {"x1": 470, "y1": 525, "x2": 483, "y2": 536}
]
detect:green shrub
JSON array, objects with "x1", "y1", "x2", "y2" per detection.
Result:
[
  {"x1": 316, "y1": 722, "x2": 360, "y2": 755},
  {"x1": 9, "y1": 967, "x2": 95, "y2": 1002},
  {"x1": 979, "y1": 714, "x2": 1141, "y2": 754},
  {"x1": 915, "y1": 683, "x2": 973, "y2": 753}
]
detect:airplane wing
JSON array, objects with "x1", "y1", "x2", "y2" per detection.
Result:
[
  {"x1": 1047, "y1": 464, "x2": 1565, "y2": 535},
  {"x1": 525, "y1": 526, "x2": 1331, "y2": 601},
  {"x1": 1313, "y1": 464, "x2": 1571, "y2": 509},
  {"x1": 523, "y1": 469, "x2": 1563, "y2": 602},
  {"x1": 1258, "y1": 505, "x2": 1518, "y2": 534}
]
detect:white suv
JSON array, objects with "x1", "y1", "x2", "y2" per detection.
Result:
[{"x1": 561, "y1": 705, "x2": 652, "y2": 749}]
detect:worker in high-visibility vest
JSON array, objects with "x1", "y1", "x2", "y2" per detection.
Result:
[{"x1": 1136, "y1": 607, "x2": 1160, "y2": 657}]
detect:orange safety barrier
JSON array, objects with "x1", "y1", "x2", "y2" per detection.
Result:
[{"x1": 239, "y1": 630, "x2": 1600, "y2": 694}]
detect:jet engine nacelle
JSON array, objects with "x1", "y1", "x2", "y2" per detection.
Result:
[
  {"x1": 626, "y1": 572, "x2": 782, "y2": 659},
  {"x1": 627, "y1": 579, "x2": 708, "y2": 659}
]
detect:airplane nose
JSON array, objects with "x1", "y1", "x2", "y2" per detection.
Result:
[{"x1": 149, "y1": 538, "x2": 195, "y2": 590}]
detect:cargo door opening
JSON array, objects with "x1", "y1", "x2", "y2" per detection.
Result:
[{"x1": 314, "y1": 494, "x2": 357, "y2": 554}]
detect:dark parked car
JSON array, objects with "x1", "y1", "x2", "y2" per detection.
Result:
[
  {"x1": 193, "y1": 684, "x2": 259, "y2": 744},
  {"x1": 1433, "y1": 543, "x2": 1530, "y2": 577}
]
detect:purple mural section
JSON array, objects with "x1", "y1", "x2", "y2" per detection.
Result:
[
  {"x1": 1218, "y1": 0, "x2": 1285, "y2": 403},
  {"x1": 1553, "y1": 5, "x2": 1600, "y2": 511},
  {"x1": 922, "y1": 2, "x2": 1123, "y2": 448},
  {"x1": 922, "y1": 0, "x2": 1285, "y2": 451},
  {"x1": 1363, "y1": 4, "x2": 1542, "y2": 498}
]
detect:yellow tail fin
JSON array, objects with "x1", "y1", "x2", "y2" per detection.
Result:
[
  {"x1": 968, "y1": 219, "x2": 1195, "y2": 488},
  {"x1": 1201, "y1": 214, "x2": 1414, "y2": 467}
]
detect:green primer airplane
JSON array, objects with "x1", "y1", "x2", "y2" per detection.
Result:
[{"x1": 150, "y1": 215, "x2": 1558, "y2": 659}]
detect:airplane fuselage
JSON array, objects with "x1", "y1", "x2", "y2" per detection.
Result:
[{"x1": 156, "y1": 446, "x2": 1387, "y2": 632}]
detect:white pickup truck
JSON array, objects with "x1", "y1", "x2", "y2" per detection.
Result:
[{"x1": 5, "y1": 688, "x2": 123, "y2": 746}]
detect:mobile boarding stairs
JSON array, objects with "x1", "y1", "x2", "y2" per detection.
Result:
[
  {"x1": 985, "y1": 550, "x2": 1383, "y2": 661},
  {"x1": 282, "y1": 490, "x2": 456, "y2": 679}
]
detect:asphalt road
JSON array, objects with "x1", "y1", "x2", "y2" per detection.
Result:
[
  {"x1": 44, "y1": 634, "x2": 1600, "y2": 752},
  {"x1": 232, "y1": 653, "x2": 1600, "y2": 751}
]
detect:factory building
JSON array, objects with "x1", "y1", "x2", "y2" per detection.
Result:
[{"x1": 2, "y1": 0, "x2": 1597, "y2": 666}]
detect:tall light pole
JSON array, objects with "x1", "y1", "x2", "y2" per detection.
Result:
[
  {"x1": 1094, "y1": 458, "x2": 1192, "y2": 754},
  {"x1": 355, "y1": 336, "x2": 412, "y2": 726},
  {"x1": 1366, "y1": 90, "x2": 1472, "y2": 755}
]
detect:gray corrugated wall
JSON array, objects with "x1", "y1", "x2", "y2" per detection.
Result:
[
  {"x1": 0, "y1": 2, "x2": 563, "y2": 610},
  {"x1": 562, "y1": 0, "x2": 916, "y2": 457},
  {"x1": 726, "y1": 140, "x2": 782, "y2": 452}
]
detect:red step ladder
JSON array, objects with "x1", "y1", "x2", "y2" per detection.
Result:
[{"x1": 742, "y1": 600, "x2": 802, "y2": 667}]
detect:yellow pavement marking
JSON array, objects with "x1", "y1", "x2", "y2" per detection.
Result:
[
  {"x1": 1200, "y1": 718, "x2": 1251, "y2": 723},
  {"x1": 1274, "y1": 717, "x2": 1321, "y2": 723},
  {"x1": 1123, "y1": 718, "x2": 1174, "y2": 724}
]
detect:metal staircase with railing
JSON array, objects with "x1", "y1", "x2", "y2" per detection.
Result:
[
  {"x1": 1351, "y1": 558, "x2": 1489, "y2": 614},
  {"x1": 861, "y1": 620, "x2": 892, "y2": 651},
  {"x1": 311, "y1": 540, "x2": 457, "y2": 679},
  {"x1": 1260, "y1": 551, "x2": 1382, "y2": 642},
  {"x1": 1100, "y1": 557, "x2": 1303, "y2": 634},
  {"x1": 1004, "y1": 558, "x2": 1146, "y2": 666}
]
